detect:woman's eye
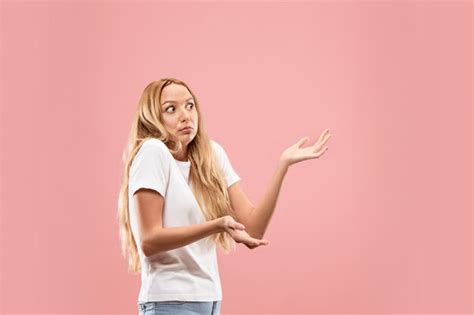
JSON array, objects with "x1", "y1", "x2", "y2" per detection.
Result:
[{"x1": 165, "y1": 103, "x2": 193, "y2": 113}]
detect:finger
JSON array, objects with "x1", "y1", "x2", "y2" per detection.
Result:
[
  {"x1": 313, "y1": 134, "x2": 331, "y2": 152},
  {"x1": 235, "y1": 223, "x2": 246, "y2": 230},
  {"x1": 315, "y1": 128, "x2": 330, "y2": 146},
  {"x1": 296, "y1": 136, "x2": 309, "y2": 148},
  {"x1": 316, "y1": 128, "x2": 329, "y2": 143},
  {"x1": 246, "y1": 240, "x2": 260, "y2": 247},
  {"x1": 313, "y1": 143, "x2": 328, "y2": 154},
  {"x1": 244, "y1": 242, "x2": 255, "y2": 249},
  {"x1": 310, "y1": 147, "x2": 328, "y2": 158},
  {"x1": 320, "y1": 132, "x2": 331, "y2": 147}
]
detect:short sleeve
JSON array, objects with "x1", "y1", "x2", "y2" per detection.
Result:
[
  {"x1": 211, "y1": 140, "x2": 241, "y2": 188},
  {"x1": 129, "y1": 140, "x2": 171, "y2": 198}
]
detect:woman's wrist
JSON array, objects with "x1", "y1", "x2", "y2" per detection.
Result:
[
  {"x1": 277, "y1": 157, "x2": 290, "y2": 170},
  {"x1": 213, "y1": 217, "x2": 225, "y2": 233}
]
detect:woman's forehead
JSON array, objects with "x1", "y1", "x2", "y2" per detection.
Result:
[{"x1": 162, "y1": 84, "x2": 192, "y2": 99}]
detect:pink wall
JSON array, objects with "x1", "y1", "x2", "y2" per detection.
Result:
[{"x1": 1, "y1": 1, "x2": 471, "y2": 314}]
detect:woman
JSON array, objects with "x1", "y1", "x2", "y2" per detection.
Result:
[{"x1": 117, "y1": 78, "x2": 331, "y2": 315}]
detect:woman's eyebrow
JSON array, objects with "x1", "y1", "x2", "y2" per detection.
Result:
[{"x1": 161, "y1": 97, "x2": 194, "y2": 106}]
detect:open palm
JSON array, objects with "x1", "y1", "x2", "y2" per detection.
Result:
[
  {"x1": 228, "y1": 228, "x2": 269, "y2": 249},
  {"x1": 280, "y1": 128, "x2": 332, "y2": 167}
]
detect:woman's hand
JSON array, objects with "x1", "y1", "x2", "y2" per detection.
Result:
[
  {"x1": 228, "y1": 228, "x2": 269, "y2": 249},
  {"x1": 280, "y1": 128, "x2": 332, "y2": 167},
  {"x1": 219, "y1": 215, "x2": 269, "y2": 249}
]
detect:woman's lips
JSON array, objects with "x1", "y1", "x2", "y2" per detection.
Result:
[{"x1": 180, "y1": 127, "x2": 192, "y2": 133}]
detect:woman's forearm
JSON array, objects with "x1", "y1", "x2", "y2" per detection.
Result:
[
  {"x1": 141, "y1": 218, "x2": 223, "y2": 257},
  {"x1": 249, "y1": 160, "x2": 289, "y2": 239}
]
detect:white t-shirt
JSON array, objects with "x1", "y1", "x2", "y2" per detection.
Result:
[{"x1": 128, "y1": 138, "x2": 241, "y2": 303}]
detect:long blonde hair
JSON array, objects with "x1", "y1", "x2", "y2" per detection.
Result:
[{"x1": 117, "y1": 78, "x2": 237, "y2": 274}]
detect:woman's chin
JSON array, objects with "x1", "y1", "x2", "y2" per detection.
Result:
[{"x1": 179, "y1": 134, "x2": 195, "y2": 143}]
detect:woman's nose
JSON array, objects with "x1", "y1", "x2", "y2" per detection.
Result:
[{"x1": 179, "y1": 108, "x2": 190, "y2": 121}]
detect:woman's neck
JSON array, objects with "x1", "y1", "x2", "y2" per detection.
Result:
[{"x1": 173, "y1": 147, "x2": 188, "y2": 161}]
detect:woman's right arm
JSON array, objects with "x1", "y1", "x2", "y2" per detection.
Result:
[
  {"x1": 135, "y1": 188, "x2": 226, "y2": 257},
  {"x1": 135, "y1": 187, "x2": 269, "y2": 256}
]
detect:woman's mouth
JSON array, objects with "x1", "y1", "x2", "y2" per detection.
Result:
[{"x1": 180, "y1": 127, "x2": 192, "y2": 133}]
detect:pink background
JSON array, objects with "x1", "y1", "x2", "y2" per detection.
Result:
[{"x1": 1, "y1": 1, "x2": 472, "y2": 314}]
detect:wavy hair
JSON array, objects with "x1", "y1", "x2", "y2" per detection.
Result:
[{"x1": 117, "y1": 78, "x2": 237, "y2": 274}]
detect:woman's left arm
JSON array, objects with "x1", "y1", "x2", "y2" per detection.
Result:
[
  {"x1": 229, "y1": 128, "x2": 332, "y2": 240},
  {"x1": 227, "y1": 160, "x2": 287, "y2": 240}
]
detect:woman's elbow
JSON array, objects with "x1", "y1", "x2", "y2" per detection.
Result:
[{"x1": 140, "y1": 238, "x2": 161, "y2": 257}]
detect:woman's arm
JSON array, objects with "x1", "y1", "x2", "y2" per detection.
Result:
[
  {"x1": 249, "y1": 161, "x2": 289, "y2": 239},
  {"x1": 135, "y1": 188, "x2": 223, "y2": 257},
  {"x1": 229, "y1": 130, "x2": 331, "y2": 241},
  {"x1": 142, "y1": 219, "x2": 223, "y2": 256},
  {"x1": 229, "y1": 161, "x2": 289, "y2": 240},
  {"x1": 135, "y1": 188, "x2": 262, "y2": 256}
]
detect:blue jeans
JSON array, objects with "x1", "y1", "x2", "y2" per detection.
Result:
[{"x1": 138, "y1": 300, "x2": 221, "y2": 315}]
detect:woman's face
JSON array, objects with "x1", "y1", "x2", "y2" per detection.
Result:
[{"x1": 159, "y1": 83, "x2": 198, "y2": 147}]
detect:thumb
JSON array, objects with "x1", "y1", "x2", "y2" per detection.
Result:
[
  {"x1": 234, "y1": 223, "x2": 246, "y2": 230},
  {"x1": 296, "y1": 136, "x2": 309, "y2": 148}
]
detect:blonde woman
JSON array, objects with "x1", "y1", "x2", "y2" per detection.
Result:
[{"x1": 117, "y1": 78, "x2": 331, "y2": 315}]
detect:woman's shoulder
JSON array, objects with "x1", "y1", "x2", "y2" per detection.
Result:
[
  {"x1": 141, "y1": 138, "x2": 168, "y2": 150},
  {"x1": 210, "y1": 139, "x2": 223, "y2": 151},
  {"x1": 210, "y1": 139, "x2": 230, "y2": 161},
  {"x1": 137, "y1": 138, "x2": 172, "y2": 159}
]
